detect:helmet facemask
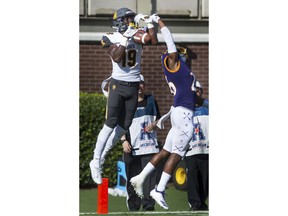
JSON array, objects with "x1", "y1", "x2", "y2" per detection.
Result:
[
  {"x1": 177, "y1": 47, "x2": 189, "y2": 62},
  {"x1": 112, "y1": 17, "x2": 127, "y2": 32}
]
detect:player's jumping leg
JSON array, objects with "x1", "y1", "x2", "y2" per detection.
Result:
[
  {"x1": 150, "y1": 188, "x2": 169, "y2": 210},
  {"x1": 90, "y1": 124, "x2": 114, "y2": 184}
]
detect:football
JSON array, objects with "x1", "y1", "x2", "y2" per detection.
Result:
[{"x1": 133, "y1": 29, "x2": 151, "y2": 44}]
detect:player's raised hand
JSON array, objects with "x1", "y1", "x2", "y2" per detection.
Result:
[
  {"x1": 143, "y1": 15, "x2": 153, "y2": 24},
  {"x1": 140, "y1": 14, "x2": 155, "y2": 29},
  {"x1": 134, "y1": 13, "x2": 149, "y2": 26},
  {"x1": 150, "y1": 14, "x2": 161, "y2": 23}
]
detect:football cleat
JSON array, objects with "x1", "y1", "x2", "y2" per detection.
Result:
[
  {"x1": 130, "y1": 175, "x2": 144, "y2": 198},
  {"x1": 89, "y1": 159, "x2": 102, "y2": 184},
  {"x1": 150, "y1": 188, "x2": 169, "y2": 210}
]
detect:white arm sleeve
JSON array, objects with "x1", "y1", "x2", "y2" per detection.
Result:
[{"x1": 160, "y1": 26, "x2": 177, "y2": 53}]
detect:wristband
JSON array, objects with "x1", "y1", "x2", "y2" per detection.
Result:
[
  {"x1": 121, "y1": 139, "x2": 127, "y2": 144},
  {"x1": 147, "y1": 23, "x2": 154, "y2": 29}
]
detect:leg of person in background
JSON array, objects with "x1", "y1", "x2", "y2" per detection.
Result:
[
  {"x1": 184, "y1": 155, "x2": 208, "y2": 211},
  {"x1": 124, "y1": 152, "x2": 142, "y2": 211},
  {"x1": 141, "y1": 154, "x2": 156, "y2": 211},
  {"x1": 184, "y1": 155, "x2": 200, "y2": 210},
  {"x1": 199, "y1": 154, "x2": 209, "y2": 210}
]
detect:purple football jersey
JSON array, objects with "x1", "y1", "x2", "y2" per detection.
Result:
[{"x1": 161, "y1": 52, "x2": 197, "y2": 110}]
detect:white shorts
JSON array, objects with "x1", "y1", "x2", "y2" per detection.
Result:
[{"x1": 163, "y1": 106, "x2": 194, "y2": 157}]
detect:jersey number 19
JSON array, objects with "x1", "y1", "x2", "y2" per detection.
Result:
[{"x1": 122, "y1": 49, "x2": 136, "y2": 67}]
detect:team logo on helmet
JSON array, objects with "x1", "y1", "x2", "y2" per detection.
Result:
[{"x1": 101, "y1": 40, "x2": 105, "y2": 46}]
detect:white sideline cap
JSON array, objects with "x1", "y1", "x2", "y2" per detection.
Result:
[
  {"x1": 140, "y1": 74, "x2": 145, "y2": 82},
  {"x1": 196, "y1": 81, "x2": 202, "y2": 88}
]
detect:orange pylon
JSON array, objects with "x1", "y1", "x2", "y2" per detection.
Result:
[{"x1": 97, "y1": 178, "x2": 108, "y2": 214}]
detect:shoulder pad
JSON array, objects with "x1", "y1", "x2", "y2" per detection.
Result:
[{"x1": 101, "y1": 35, "x2": 112, "y2": 47}]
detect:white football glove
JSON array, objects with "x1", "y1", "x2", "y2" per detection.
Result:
[
  {"x1": 134, "y1": 13, "x2": 149, "y2": 26},
  {"x1": 150, "y1": 14, "x2": 161, "y2": 23},
  {"x1": 141, "y1": 15, "x2": 154, "y2": 29},
  {"x1": 143, "y1": 16, "x2": 153, "y2": 24},
  {"x1": 122, "y1": 26, "x2": 138, "y2": 38}
]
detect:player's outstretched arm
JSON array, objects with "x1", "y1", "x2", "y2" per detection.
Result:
[
  {"x1": 135, "y1": 13, "x2": 158, "y2": 45},
  {"x1": 147, "y1": 27, "x2": 158, "y2": 45},
  {"x1": 158, "y1": 19, "x2": 178, "y2": 70}
]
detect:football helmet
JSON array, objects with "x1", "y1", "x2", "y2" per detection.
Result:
[
  {"x1": 161, "y1": 47, "x2": 189, "y2": 65},
  {"x1": 177, "y1": 47, "x2": 189, "y2": 62},
  {"x1": 112, "y1": 8, "x2": 136, "y2": 33}
]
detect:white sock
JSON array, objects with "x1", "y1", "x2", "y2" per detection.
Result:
[
  {"x1": 157, "y1": 172, "x2": 171, "y2": 192},
  {"x1": 93, "y1": 124, "x2": 113, "y2": 165},
  {"x1": 139, "y1": 162, "x2": 155, "y2": 181},
  {"x1": 101, "y1": 125, "x2": 127, "y2": 160}
]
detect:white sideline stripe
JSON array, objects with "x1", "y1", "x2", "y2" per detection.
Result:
[{"x1": 79, "y1": 211, "x2": 208, "y2": 215}]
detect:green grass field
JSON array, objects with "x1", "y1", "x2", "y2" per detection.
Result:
[{"x1": 80, "y1": 184, "x2": 208, "y2": 216}]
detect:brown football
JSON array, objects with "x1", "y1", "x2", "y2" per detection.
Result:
[{"x1": 133, "y1": 29, "x2": 151, "y2": 44}]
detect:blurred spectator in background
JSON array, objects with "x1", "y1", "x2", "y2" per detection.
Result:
[
  {"x1": 185, "y1": 81, "x2": 209, "y2": 211},
  {"x1": 121, "y1": 75, "x2": 161, "y2": 211}
]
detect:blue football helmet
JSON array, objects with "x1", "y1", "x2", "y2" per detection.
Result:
[{"x1": 112, "y1": 8, "x2": 136, "y2": 33}]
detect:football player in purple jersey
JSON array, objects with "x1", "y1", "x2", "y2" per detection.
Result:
[{"x1": 130, "y1": 16, "x2": 202, "y2": 210}]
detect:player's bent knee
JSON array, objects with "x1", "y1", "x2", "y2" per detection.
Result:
[{"x1": 105, "y1": 118, "x2": 118, "y2": 129}]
